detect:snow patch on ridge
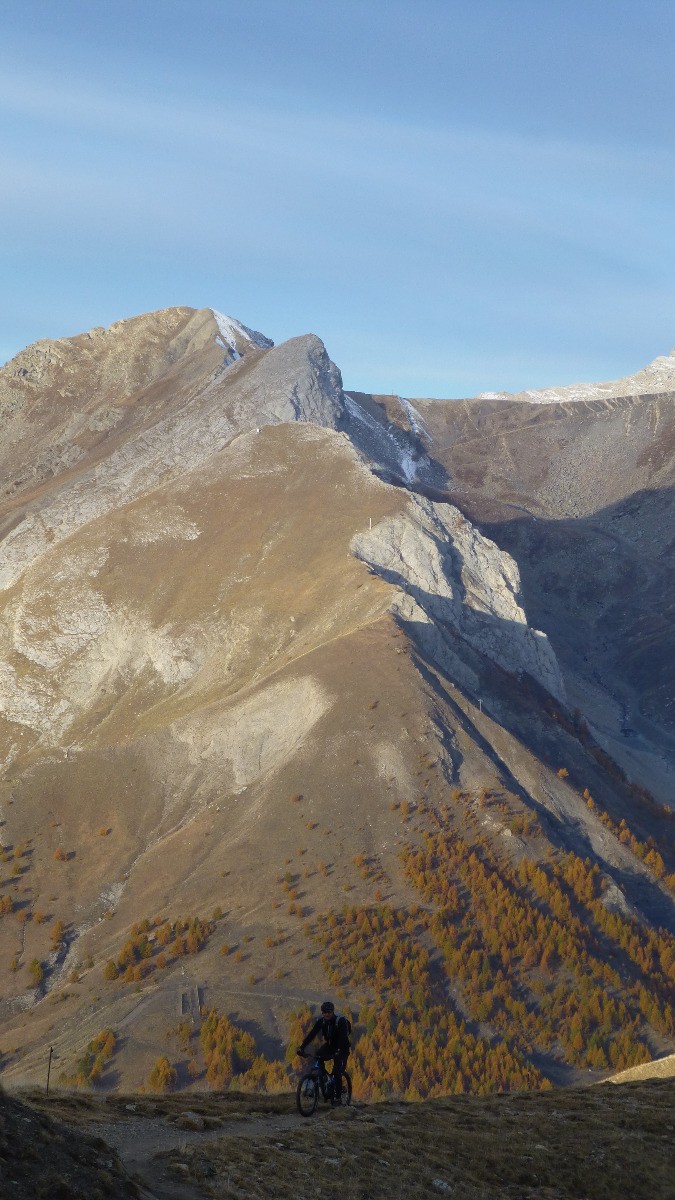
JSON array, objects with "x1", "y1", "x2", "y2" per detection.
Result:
[
  {"x1": 475, "y1": 349, "x2": 675, "y2": 405},
  {"x1": 399, "y1": 395, "x2": 431, "y2": 441},
  {"x1": 343, "y1": 394, "x2": 419, "y2": 483},
  {"x1": 210, "y1": 310, "x2": 273, "y2": 361}
]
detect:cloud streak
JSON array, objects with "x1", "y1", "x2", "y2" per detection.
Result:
[{"x1": 1, "y1": 11, "x2": 674, "y2": 397}]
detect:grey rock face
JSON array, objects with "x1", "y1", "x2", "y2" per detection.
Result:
[
  {"x1": 212, "y1": 333, "x2": 345, "y2": 429},
  {"x1": 352, "y1": 496, "x2": 564, "y2": 700},
  {"x1": 0, "y1": 326, "x2": 345, "y2": 593},
  {"x1": 339, "y1": 391, "x2": 447, "y2": 491}
]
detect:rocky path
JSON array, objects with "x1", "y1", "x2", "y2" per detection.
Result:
[{"x1": 87, "y1": 1106, "x2": 356, "y2": 1199}]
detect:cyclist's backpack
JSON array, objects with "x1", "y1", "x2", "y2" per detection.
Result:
[{"x1": 336, "y1": 1013, "x2": 352, "y2": 1046}]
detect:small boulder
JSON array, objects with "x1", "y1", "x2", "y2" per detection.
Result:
[
  {"x1": 202, "y1": 1116, "x2": 224, "y2": 1130},
  {"x1": 172, "y1": 1163, "x2": 191, "y2": 1176},
  {"x1": 175, "y1": 1110, "x2": 206, "y2": 1131}
]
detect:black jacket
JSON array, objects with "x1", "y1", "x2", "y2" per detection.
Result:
[{"x1": 300, "y1": 1014, "x2": 350, "y2": 1055}]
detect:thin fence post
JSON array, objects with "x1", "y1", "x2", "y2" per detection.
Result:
[{"x1": 46, "y1": 1046, "x2": 53, "y2": 1096}]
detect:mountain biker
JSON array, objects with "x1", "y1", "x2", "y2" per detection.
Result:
[{"x1": 298, "y1": 1000, "x2": 351, "y2": 1104}]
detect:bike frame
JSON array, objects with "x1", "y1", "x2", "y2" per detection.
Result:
[
  {"x1": 296, "y1": 1050, "x2": 351, "y2": 1116},
  {"x1": 300, "y1": 1055, "x2": 333, "y2": 1101}
]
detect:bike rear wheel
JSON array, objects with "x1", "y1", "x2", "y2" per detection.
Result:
[
  {"x1": 296, "y1": 1074, "x2": 319, "y2": 1116},
  {"x1": 334, "y1": 1072, "x2": 352, "y2": 1106}
]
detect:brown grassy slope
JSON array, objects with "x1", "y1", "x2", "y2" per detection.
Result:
[
  {"x1": 0, "y1": 427, "x2": 407, "y2": 1040},
  {"x1": 1, "y1": 331, "x2": 674, "y2": 1093},
  {"x1": 413, "y1": 391, "x2": 675, "y2": 520},
  {"x1": 0, "y1": 614, "x2": 466, "y2": 1089},
  {"x1": 609, "y1": 1052, "x2": 675, "y2": 1084},
  {"x1": 3, "y1": 634, "x2": 673, "y2": 1094},
  {"x1": 1, "y1": 408, "x2": 673, "y2": 1087},
  {"x1": 17, "y1": 1080, "x2": 674, "y2": 1200},
  {"x1": 167, "y1": 1081, "x2": 675, "y2": 1200}
]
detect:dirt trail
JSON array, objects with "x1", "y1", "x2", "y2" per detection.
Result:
[{"x1": 88, "y1": 1107, "x2": 361, "y2": 1199}]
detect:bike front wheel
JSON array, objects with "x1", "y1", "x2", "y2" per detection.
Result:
[{"x1": 296, "y1": 1075, "x2": 319, "y2": 1117}]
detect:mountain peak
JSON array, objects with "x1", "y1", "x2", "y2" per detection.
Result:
[{"x1": 209, "y1": 309, "x2": 274, "y2": 361}]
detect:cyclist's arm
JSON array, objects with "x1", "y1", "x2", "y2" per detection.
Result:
[{"x1": 299, "y1": 1018, "x2": 322, "y2": 1053}]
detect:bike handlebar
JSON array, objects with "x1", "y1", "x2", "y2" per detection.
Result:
[{"x1": 297, "y1": 1051, "x2": 332, "y2": 1068}]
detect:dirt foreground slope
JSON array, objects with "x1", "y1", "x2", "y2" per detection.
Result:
[{"x1": 8, "y1": 1078, "x2": 675, "y2": 1200}]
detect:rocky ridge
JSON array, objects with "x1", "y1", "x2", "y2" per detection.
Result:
[
  {"x1": 0, "y1": 307, "x2": 564, "y2": 740},
  {"x1": 475, "y1": 347, "x2": 675, "y2": 404},
  {"x1": 0, "y1": 307, "x2": 673, "y2": 1095}
]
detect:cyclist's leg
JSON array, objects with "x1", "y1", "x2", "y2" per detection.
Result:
[
  {"x1": 333, "y1": 1049, "x2": 348, "y2": 1101},
  {"x1": 317, "y1": 1047, "x2": 331, "y2": 1091}
]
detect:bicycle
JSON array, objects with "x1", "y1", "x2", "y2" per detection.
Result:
[{"x1": 296, "y1": 1052, "x2": 352, "y2": 1116}]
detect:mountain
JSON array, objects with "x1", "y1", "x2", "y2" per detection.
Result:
[
  {"x1": 475, "y1": 346, "x2": 675, "y2": 403},
  {"x1": 0, "y1": 308, "x2": 673, "y2": 1099}
]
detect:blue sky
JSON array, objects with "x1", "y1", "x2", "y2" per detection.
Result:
[{"x1": 1, "y1": 0, "x2": 674, "y2": 396}]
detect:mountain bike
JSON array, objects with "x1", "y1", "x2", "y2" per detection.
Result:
[{"x1": 296, "y1": 1052, "x2": 352, "y2": 1116}]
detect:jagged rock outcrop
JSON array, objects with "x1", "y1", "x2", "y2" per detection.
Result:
[
  {"x1": 352, "y1": 496, "x2": 564, "y2": 700},
  {"x1": 209, "y1": 332, "x2": 344, "y2": 428}
]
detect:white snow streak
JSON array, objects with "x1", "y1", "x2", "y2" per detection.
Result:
[
  {"x1": 399, "y1": 395, "x2": 431, "y2": 441},
  {"x1": 343, "y1": 394, "x2": 418, "y2": 483},
  {"x1": 210, "y1": 310, "x2": 273, "y2": 362}
]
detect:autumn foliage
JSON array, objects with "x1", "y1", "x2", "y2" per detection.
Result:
[
  {"x1": 304, "y1": 798, "x2": 674, "y2": 1098},
  {"x1": 103, "y1": 913, "x2": 216, "y2": 984},
  {"x1": 60, "y1": 1029, "x2": 117, "y2": 1088},
  {"x1": 148, "y1": 1055, "x2": 178, "y2": 1093},
  {"x1": 199, "y1": 1009, "x2": 287, "y2": 1092}
]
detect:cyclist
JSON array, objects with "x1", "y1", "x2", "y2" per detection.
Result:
[{"x1": 298, "y1": 1000, "x2": 351, "y2": 1104}]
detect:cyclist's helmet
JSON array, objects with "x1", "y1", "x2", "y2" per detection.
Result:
[{"x1": 320, "y1": 1000, "x2": 335, "y2": 1014}]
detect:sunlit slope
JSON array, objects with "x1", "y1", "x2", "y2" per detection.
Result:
[
  {"x1": 0, "y1": 307, "x2": 341, "y2": 595},
  {"x1": 0, "y1": 307, "x2": 226, "y2": 502},
  {"x1": 0, "y1": 422, "x2": 403, "y2": 888},
  {"x1": 0, "y1": 312, "x2": 673, "y2": 1096}
]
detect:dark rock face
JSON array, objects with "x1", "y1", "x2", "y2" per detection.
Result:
[
  {"x1": 0, "y1": 1089, "x2": 137, "y2": 1199},
  {"x1": 351, "y1": 387, "x2": 675, "y2": 801}
]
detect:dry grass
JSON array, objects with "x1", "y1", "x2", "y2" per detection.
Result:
[
  {"x1": 609, "y1": 1052, "x2": 675, "y2": 1084},
  {"x1": 18, "y1": 1085, "x2": 294, "y2": 1126},
  {"x1": 156, "y1": 1080, "x2": 675, "y2": 1200}
]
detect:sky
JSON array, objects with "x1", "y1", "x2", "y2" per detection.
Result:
[{"x1": 1, "y1": 0, "x2": 674, "y2": 397}]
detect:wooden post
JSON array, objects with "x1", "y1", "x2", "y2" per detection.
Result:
[{"x1": 46, "y1": 1046, "x2": 53, "y2": 1096}]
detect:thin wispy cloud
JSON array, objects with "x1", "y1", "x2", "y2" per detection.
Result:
[
  {"x1": 1, "y1": 4, "x2": 674, "y2": 395},
  {"x1": 3, "y1": 64, "x2": 673, "y2": 177}
]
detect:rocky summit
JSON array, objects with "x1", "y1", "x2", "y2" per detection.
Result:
[{"x1": 0, "y1": 307, "x2": 673, "y2": 1099}]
